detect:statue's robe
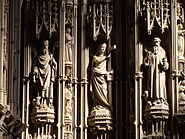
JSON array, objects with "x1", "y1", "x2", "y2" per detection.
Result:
[
  {"x1": 92, "y1": 55, "x2": 110, "y2": 107},
  {"x1": 144, "y1": 46, "x2": 168, "y2": 100},
  {"x1": 36, "y1": 49, "x2": 56, "y2": 98}
]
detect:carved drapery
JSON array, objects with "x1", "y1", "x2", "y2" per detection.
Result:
[{"x1": 142, "y1": 0, "x2": 170, "y2": 34}]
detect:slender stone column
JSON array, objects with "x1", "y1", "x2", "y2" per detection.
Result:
[
  {"x1": 9, "y1": 0, "x2": 15, "y2": 114},
  {"x1": 80, "y1": 0, "x2": 88, "y2": 139},
  {"x1": 2, "y1": 0, "x2": 8, "y2": 107},
  {"x1": 73, "y1": 0, "x2": 78, "y2": 138},
  {"x1": 0, "y1": 0, "x2": 4, "y2": 105},
  {"x1": 21, "y1": 44, "x2": 31, "y2": 139},
  {"x1": 134, "y1": 0, "x2": 143, "y2": 138},
  {"x1": 21, "y1": 1, "x2": 31, "y2": 138},
  {"x1": 21, "y1": 43, "x2": 31, "y2": 139},
  {"x1": 58, "y1": 1, "x2": 66, "y2": 138},
  {"x1": 171, "y1": 0, "x2": 179, "y2": 138}
]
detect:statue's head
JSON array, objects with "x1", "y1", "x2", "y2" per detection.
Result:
[
  {"x1": 153, "y1": 37, "x2": 161, "y2": 47},
  {"x1": 65, "y1": 24, "x2": 72, "y2": 33},
  {"x1": 66, "y1": 27, "x2": 71, "y2": 33},
  {"x1": 43, "y1": 40, "x2": 49, "y2": 49},
  {"x1": 97, "y1": 43, "x2": 107, "y2": 55}
]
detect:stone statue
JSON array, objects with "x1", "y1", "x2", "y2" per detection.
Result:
[
  {"x1": 179, "y1": 81, "x2": 185, "y2": 101},
  {"x1": 65, "y1": 25, "x2": 73, "y2": 63},
  {"x1": 88, "y1": 43, "x2": 115, "y2": 133},
  {"x1": 178, "y1": 23, "x2": 185, "y2": 60},
  {"x1": 178, "y1": 80, "x2": 185, "y2": 112},
  {"x1": 91, "y1": 43, "x2": 111, "y2": 107},
  {"x1": 33, "y1": 40, "x2": 57, "y2": 106},
  {"x1": 178, "y1": 35, "x2": 184, "y2": 59},
  {"x1": 144, "y1": 37, "x2": 169, "y2": 101}
]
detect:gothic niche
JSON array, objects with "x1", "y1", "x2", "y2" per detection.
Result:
[
  {"x1": 30, "y1": 40, "x2": 57, "y2": 138},
  {"x1": 143, "y1": 37, "x2": 169, "y2": 138},
  {"x1": 65, "y1": 24, "x2": 73, "y2": 64},
  {"x1": 177, "y1": 2, "x2": 185, "y2": 76},
  {"x1": 64, "y1": 2, "x2": 74, "y2": 138},
  {"x1": 34, "y1": 0, "x2": 59, "y2": 39},
  {"x1": 88, "y1": 42, "x2": 115, "y2": 136},
  {"x1": 87, "y1": 0, "x2": 115, "y2": 137},
  {"x1": 142, "y1": 0, "x2": 170, "y2": 34}
]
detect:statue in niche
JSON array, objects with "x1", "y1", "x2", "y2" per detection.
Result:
[
  {"x1": 65, "y1": 83, "x2": 72, "y2": 117},
  {"x1": 177, "y1": 23, "x2": 185, "y2": 60},
  {"x1": 33, "y1": 40, "x2": 57, "y2": 107},
  {"x1": 144, "y1": 37, "x2": 169, "y2": 102},
  {"x1": 178, "y1": 80, "x2": 185, "y2": 112},
  {"x1": 65, "y1": 24, "x2": 73, "y2": 63},
  {"x1": 91, "y1": 43, "x2": 111, "y2": 108},
  {"x1": 179, "y1": 81, "x2": 185, "y2": 101}
]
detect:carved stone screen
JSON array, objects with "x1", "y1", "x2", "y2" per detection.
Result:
[{"x1": 1, "y1": 0, "x2": 185, "y2": 139}]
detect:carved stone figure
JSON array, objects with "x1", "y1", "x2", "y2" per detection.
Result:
[
  {"x1": 65, "y1": 85, "x2": 72, "y2": 117},
  {"x1": 178, "y1": 36, "x2": 184, "y2": 59},
  {"x1": 65, "y1": 25, "x2": 73, "y2": 63},
  {"x1": 144, "y1": 37, "x2": 169, "y2": 101},
  {"x1": 91, "y1": 43, "x2": 111, "y2": 107},
  {"x1": 178, "y1": 80, "x2": 185, "y2": 112},
  {"x1": 179, "y1": 81, "x2": 185, "y2": 100},
  {"x1": 33, "y1": 40, "x2": 57, "y2": 105},
  {"x1": 178, "y1": 23, "x2": 185, "y2": 60}
]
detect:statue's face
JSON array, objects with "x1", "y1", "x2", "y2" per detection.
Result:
[
  {"x1": 66, "y1": 28, "x2": 71, "y2": 33},
  {"x1": 99, "y1": 43, "x2": 107, "y2": 54},
  {"x1": 153, "y1": 40, "x2": 160, "y2": 47},
  {"x1": 43, "y1": 40, "x2": 49, "y2": 49}
]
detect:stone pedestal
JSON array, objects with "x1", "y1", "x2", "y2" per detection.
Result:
[
  {"x1": 30, "y1": 102, "x2": 55, "y2": 138},
  {"x1": 143, "y1": 99, "x2": 169, "y2": 138},
  {"x1": 31, "y1": 106, "x2": 55, "y2": 123},
  {"x1": 88, "y1": 106, "x2": 113, "y2": 135}
]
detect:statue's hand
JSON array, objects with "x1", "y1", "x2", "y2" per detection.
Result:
[
  {"x1": 162, "y1": 58, "x2": 169, "y2": 70},
  {"x1": 33, "y1": 67, "x2": 39, "y2": 82},
  {"x1": 144, "y1": 51, "x2": 154, "y2": 66},
  {"x1": 144, "y1": 58, "x2": 151, "y2": 66}
]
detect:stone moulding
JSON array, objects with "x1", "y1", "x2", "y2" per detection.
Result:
[
  {"x1": 31, "y1": 107, "x2": 55, "y2": 123},
  {"x1": 88, "y1": 106, "x2": 113, "y2": 134},
  {"x1": 144, "y1": 102, "x2": 169, "y2": 120}
]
